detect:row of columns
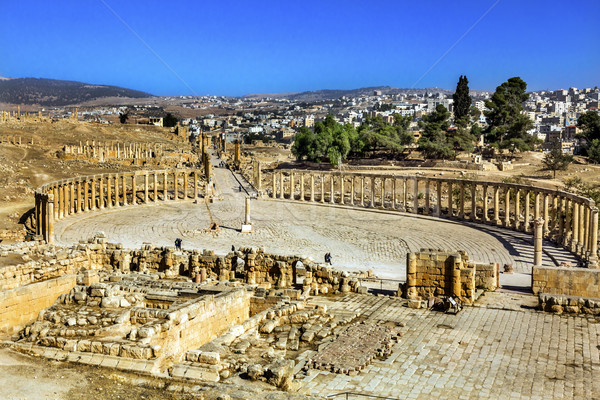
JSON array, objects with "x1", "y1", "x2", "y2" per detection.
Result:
[
  {"x1": 270, "y1": 171, "x2": 599, "y2": 267},
  {"x1": 35, "y1": 170, "x2": 204, "y2": 242}
]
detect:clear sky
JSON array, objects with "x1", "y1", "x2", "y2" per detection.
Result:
[{"x1": 0, "y1": 0, "x2": 598, "y2": 96}]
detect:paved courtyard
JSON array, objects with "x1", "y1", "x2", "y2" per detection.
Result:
[{"x1": 299, "y1": 294, "x2": 600, "y2": 400}]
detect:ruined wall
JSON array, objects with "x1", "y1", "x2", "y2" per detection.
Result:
[
  {"x1": 0, "y1": 274, "x2": 77, "y2": 336},
  {"x1": 474, "y1": 263, "x2": 499, "y2": 291},
  {"x1": 532, "y1": 266, "x2": 600, "y2": 298}
]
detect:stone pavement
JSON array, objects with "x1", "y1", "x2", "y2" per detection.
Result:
[{"x1": 299, "y1": 294, "x2": 600, "y2": 400}]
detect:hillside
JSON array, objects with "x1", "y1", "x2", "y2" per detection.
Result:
[
  {"x1": 243, "y1": 86, "x2": 455, "y2": 101},
  {"x1": 0, "y1": 77, "x2": 153, "y2": 106}
]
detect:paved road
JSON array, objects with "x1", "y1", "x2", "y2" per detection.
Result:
[{"x1": 299, "y1": 294, "x2": 600, "y2": 400}]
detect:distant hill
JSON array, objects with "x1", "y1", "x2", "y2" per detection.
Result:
[
  {"x1": 242, "y1": 86, "x2": 455, "y2": 101},
  {"x1": 0, "y1": 77, "x2": 153, "y2": 106}
]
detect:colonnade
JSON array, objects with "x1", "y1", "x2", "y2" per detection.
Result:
[
  {"x1": 34, "y1": 169, "x2": 204, "y2": 244},
  {"x1": 270, "y1": 170, "x2": 599, "y2": 267}
]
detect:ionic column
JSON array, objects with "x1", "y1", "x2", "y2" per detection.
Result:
[
  {"x1": 122, "y1": 175, "x2": 127, "y2": 206},
  {"x1": 60, "y1": 184, "x2": 66, "y2": 218},
  {"x1": 320, "y1": 174, "x2": 325, "y2": 203},
  {"x1": 91, "y1": 178, "x2": 96, "y2": 210},
  {"x1": 114, "y1": 176, "x2": 120, "y2": 207},
  {"x1": 84, "y1": 181, "x2": 90, "y2": 211},
  {"x1": 193, "y1": 171, "x2": 198, "y2": 200},
  {"x1": 47, "y1": 194, "x2": 55, "y2": 245},
  {"x1": 513, "y1": 189, "x2": 520, "y2": 230},
  {"x1": 350, "y1": 176, "x2": 355, "y2": 205},
  {"x1": 330, "y1": 174, "x2": 335, "y2": 204},
  {"x1": 77, "y1": 181, "x2": 82, "y2": 212},
  {"x1": 493, "y1": 186, "x2": 500, "y2": 224},
  {"x1": 578, "y1": 203, "x2": 586, "y2": 254},
  {"x1": 183, "y1": 172, "x2": 188, "y2": 199},
  {"x1": 272, "y1": 173, "x2": 276, "y2": 198},
  {"x1": 280, "y1": 172, "x2": 284, "y2": 199},
  {"x1": 392, "y1": 178, "x2": 397, "y2": 209},
  {"x1": 413, "y1": 177, "x2": 418, "y2": 214},
  {"x1": 290, "y1": 172, "x2": 294, "y2": 200},
  {"x1": 340, "y1": 176, "x2": 345, "y2": 205},
  {"x1": 172, "y1": 172, "x2": 177, "y2": 201},
  {"x1": 470, "y1": 184, "x2": 476, "y2": 221},
  {"x1": 107, "y1": 176, "x2": 112, "y2": 208},
  {"x1": 583, "y1": 206, "x2": 590, "y2": 255},
  {"x1": 448, "y1": 182, "x2": 453, "y2": 218},
  {"x1": 557, "y1": 197, "x2": 565, "y2": 243},
  {"x1": 310, "y1": 174, "x2": 315, "y2": 202},
  {"x1": 550, "y1": 195, "x2": 559, "y2": 235},
  {"x1": 424, "y1": 180, "x2": 430, "y2": 215},
  {"x1": 459, "y1": 182, "x2": 465, "y2": 219},
  {"x1": 534, "y1": 191, "x2": 541, "y2": 220},
  {"x1": 360, "y1": 176, "x2": 365, "y2": 206},
  {"x1": 524, "y1": 190, "x2": 530, "y2": 232},
  {"x1": 589, "y1": 207, "x2": 598, "y2": 267},
  {"x1": 571, "y1": 202, "x2": 580, "y2": 252},
  {"x1": 403, "y1": 178, "x2": 408, "y2": 211},
  {"x1": 380, "y1": 177, "x2": 384, "y2": 208},
  {"x1": 534, "y1": 218, "x2": 544, "y2": 267},
  {"x1": 163, "y1": 172, "x2": 168, "y2": 200},
  {"x1": 99, "y1": 177, "x2": 104, "y2": 209},
  {"x1": 371, "y1": 177, "x2": 376, "y2": 208},
  {"x1": 564, "y1": 198, "x2": 572, "y2": 246},
  {"x1": 142, "y1": 173, "x2": 148, "y2": 203},
  {"x1": 482, "y1": 185, "x2": 489, "y2": 222},
  {"x1": 34, "y1": 195, "x2": 41, "y2": 235},
  {"x1": 503, "y1": 187, "x2": 510, "y2": 227},
  {"x1": 543, "y1": 194, "x2": 549, "y2": 236},
  {"x1": 300, "y1": 174, "x2": 305, "y2": 201},
  {"x1": 69, "y1": 182, "x2": 75, "y2": 214},
  {"x1": 435, "y1": 181, "x2": 442, "y2": 217}
]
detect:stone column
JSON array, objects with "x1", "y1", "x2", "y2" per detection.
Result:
[
  {"x1": 403, "y1": 178, "x2": 408, "y2": 211},
  {"x1": 578, "y1": 203, "x2": 585, "y2": 254},
  {"x1": 84, "y1": 181, "x2": 89, "y2": 211},
  {"x1": 448, "y1": 182, "x2": 453, "y2": 218},
  {"x1": 483, "y1": 185, "x2": 489, "y2": 222},
  {"x1": 435, "y1": 181, "x2": 442, "y2": 217},
  {"x1": 371, "y1": 177, "x2": 376, "y2": 208},
  {"x1": 144, "y1": 173, "x2": 149, "y2": 203},
  {"x1": 503, "y1": 188, "x2": 510, "y2": 227},
  {"x1": 245, "y1": 197, "x2": 251, "y2": 225},
  {"x1": 459, "y1": 182, "x2": 465, "y2": 219},
  {"x1": 321, "y1": 174, "x2": 325, "y2": 203},
  {"x1": 543, "y1": 194, "x2": 549, "y2": 236},
  {"x1": 513, "y1": 189, "x2": 520, "y2": 230},
  {"x1": 280, "y1": 172, "x2": 284, "y2": 199},
  {"x1": 47, "y1": 194, "x2": 55, "y2": 244},
  {"x1": 99, "y1": 177, "x2": 104, "y2": 209},
  {"x1": 77, "y1": 181, "x2": 82, "y2": 212},
  {"x1": 107, "y1": 175, "x2": 112, "y2": 208},
  {"x1": 330, "y1": 174, "x2": 335, "y2": 204},
  {"x1": 69, "y1": 182, "x2": 75, "y2": 214},
  {"x1": 122, "y1": 175, "x2": 128, "y2": 206},
  {"x1": 534, "y1": 191, "x2": 541, "y2": 220},
  {"x1": 524, "y1": 190, "x2": 530, "y2": 232},
  {"x1": 163, "y1": 172, "x2": 168, "y2": 200},
  {"x1": 360, "y1": 176, "x2": 365, "y2": 206},
  {"x1": 571, "y1": 202, "x2": 580, "y2": 252},
  {"x1": 470, "y1": 184, "x2": 476, "y2": 221},
  {"x1": 183, "y1": 171, "x2": 188, "y2": 199},
  {"x1": 59, "y1": 184, "x2": 65, "y2": 219},
  {"x1": 583, "y1": 206, "x2": 590, "y2": 255},
  {"x1": 340, "y1": 176, "x2": 345, "y2": 205},
  {"x1": 290, "y1": 172, "x2": 294, "y2": 200},
  {"x1": 413, "y1": 177, "x2": 419, "y2": 214},
  {"x1": 406, "y1": 253, "x2": 417, "y2": 299},
  {"x1": 564, "y1": 198, "x2": 572, "y2": 246},
  {"x1": 493, "y1": 186, "x2": 500, "y2": 224},
  {"x1": 310, "y1": 174, "x2": 315, "y2": 202},
  {"x1": 256, "y1": 161, "x2": 262, "y2": 191},
  {"x1": 300, "y1": 174, "x2": 305, "y2": 201},
  {"x1": 534, "y1": 218, "x2": 544, "y2": 267},
  {"x1": 114, "y1": 175, "x2": 120, "y2": 207},
  {"x1": 392, "y1": 178, "x2": 397, "y2": 209},
  {"x1": 424, "y1": 180, "x2": 430, "y2": 215},
  {"x1": 91, "y1": 178, "x2": 96, "y2": 210},
  {"x1": 380, "y1": 177, "x2": 384, "y2": 209},
  {"x1": 272, "y1": 173, "x2": 276, "y2": 198},
  {"x1": 589, "y1": 207, "x2": 598, "y2": 267},
  {"x1": 350, "y1": 176, "x2": 355, "y2": 205},
  {"x1": 172, "y1": 172, "x2": 178, "y2": 201},
  {"x1": 193, "y1": 171, "x2": 199, "y2": 200},
  {"x1": 34, "y1": 196, "x2": 41, "y2": 235}
]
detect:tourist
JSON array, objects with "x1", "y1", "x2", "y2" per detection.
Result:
[
  {"x1": 324, "y1": 252, "x2": 332, "y2": 265},
  {"x1": 175, "y1": 238, "x2": 182, "y2": 250}
]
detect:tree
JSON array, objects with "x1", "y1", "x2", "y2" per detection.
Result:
[
  {"x1": 452, "y1": 75, "x2": 471, "y2": 123},
  {"x1": 542, "y1": 148, "x2": 573, "y2": 178},
  {"x1": 163, "y1": 113, "x2": 178, "y2": 128},
  {"x1": 484, "y1": 77, "x2": 536, "y2": 150},
  {"x1": 577, "y1": 111, "x2": 600, "y2": 142},
  {"x1": 418, "y1": 104, "x2": 455, "y2": 159},
  {"x1": 119, "y1": 111, "x2": 129, "y2": 124},
  {"x1": 587, "y1": 139, "x2": 600, "y2": 163}
]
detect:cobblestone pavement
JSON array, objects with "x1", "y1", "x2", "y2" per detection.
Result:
[{"x1": 300, "y1": 294, "x2": 600, "y2": 400}]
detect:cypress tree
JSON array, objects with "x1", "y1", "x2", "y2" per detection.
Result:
[{"x1": 452, "y1": 75, "x2": 471, "y2": 121}]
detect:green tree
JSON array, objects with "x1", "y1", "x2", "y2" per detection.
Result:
[
  {"x1": 484, "y1": 77, "x2": 536, "y2": 150},
  {"x1": 163, "y1": 113, "x2": 178, "y2": 128},
  {"x1": 418, "y1": 104, "x2": 455, "y2": 159},
  {"x1": 452, "y1": 75, "x2": 471, "y2": 123},
  {"x1": 587, "y1": 139, "x2": 600, "y2": 163},
  {"x1": 542, "y1": 148, "x2": 573, "y2": 178},
  {"x1": 577, "y1": 111, "x2": 600, "y2": 142},
  {"x1": 119, "y1": 111, "x2": 128, "y2": 124}
]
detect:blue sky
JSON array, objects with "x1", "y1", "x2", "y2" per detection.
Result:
[{"x1": 0, "y1": 1, "x2": 598, "y2": 96}]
